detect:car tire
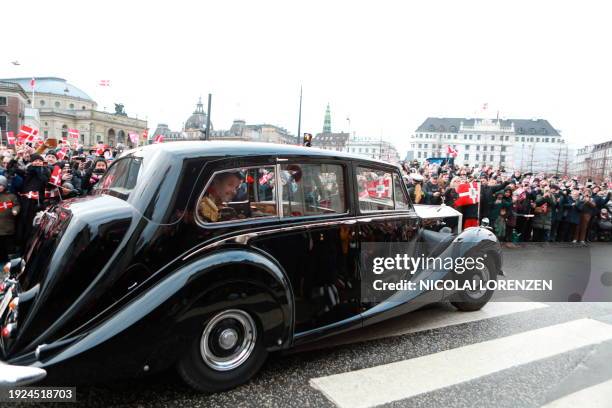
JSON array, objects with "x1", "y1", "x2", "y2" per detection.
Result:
[
  {"x1": 451, "y1": 252, "x2": 497, "y2": 312},
  {"x1": 177, "y1": 308, "x2": 268, "y2": 393}
]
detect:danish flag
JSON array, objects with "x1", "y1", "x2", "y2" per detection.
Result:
[
  {"x1": 31, "y1": 78, "x2": 36, "y2": 88},
  {"x1": 96, "y1": 143, "x2": 106, "y2": 156},
  {"x1": 99, "y1": 80, "x2": 111, "y2": 87},
  {"x1": 446, "y1": 145, "x2": 458, "y2": 157},
  {"x1": 18, "y1": 125, "x2": 39, "y2": 143},
  {"x1": 142, "y1": 129, "x2": 149, "y2": 140},
  {"x1": 128, "y1": 132, "x2": 139, "y2": 144},
  {"x1": 6, "y1": 132, "x2": 15, "y2": 145},
  {"x1": 0, "y1": 201, "x2": 14, "y2": 212},
  {"x1": 367, "y1": 178, "x2": 391, "y2": 198},
  {"x1": 21, "y1": 191, "x2": 40, "y2": 200},
  {"x1": 55, "y1": 148, "x2": 68, "y2": 161},
  {"x1": 68, "y1": 128, "x2": 79, "y2": 139},
  {"x1": 153, "y1": 134, "x2": 164, "y2": 144},
  {"x1": 50, "y1": 165, "x2": 62, "y2": 186},
  {"x1": 45, "y1": 189, "x2": 60, "y2": 199},
  {"x1": 454, "y1": 181, "x2": 480, "y2": 207}
]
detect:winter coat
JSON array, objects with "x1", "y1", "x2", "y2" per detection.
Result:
[
  {"x1": 0, "y1": 192, "x2": 20, "y2": 236},
  {"x1": 563, "y1": 197, "x2": 582, "y2": 225},
  {"x1": 532, "y1": 194, "x2": 555, "y2": 230}
]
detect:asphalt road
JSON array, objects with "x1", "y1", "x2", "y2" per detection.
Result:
[{"x1": 24, "y1": 243, "x2": 612, "y2": 408}]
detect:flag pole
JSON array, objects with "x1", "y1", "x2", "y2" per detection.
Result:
[
  {"x1": 31, "y1": 77, "x2": 35, "y2": 108},
  {"x1": 296, "y1": 85, "x2": 302, "y2": 145}
]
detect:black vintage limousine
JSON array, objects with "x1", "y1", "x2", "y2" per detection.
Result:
[{"x1": 0, "y1": 141, "x2": 501, "y2": 392}]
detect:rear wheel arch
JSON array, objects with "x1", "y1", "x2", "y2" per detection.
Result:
[{"x1": 174, "y1": 248, "x2": 295, "y2": 351}]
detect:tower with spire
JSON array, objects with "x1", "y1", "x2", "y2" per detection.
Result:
[{"x1": 323, "y1": 103, "x2": 332, "y2": 133}]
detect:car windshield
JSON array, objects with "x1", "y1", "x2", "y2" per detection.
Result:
[{"x1": 94, "y1": 157, "x2": 143, "y2": 200}]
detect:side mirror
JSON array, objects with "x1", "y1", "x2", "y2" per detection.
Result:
[{"x1": 481, "y1": 217, "x2": 490, "y2": 227}]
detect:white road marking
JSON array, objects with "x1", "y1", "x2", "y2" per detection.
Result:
[
  {"x1": 380, "y1": 302, "x2": 549, "y2": 337},
  {"x1": 310, "y1": 318, "x2": 612, "y2": 408},
  {"x1": 541, "y1": 378, "x2": 612, "y2": 408}
]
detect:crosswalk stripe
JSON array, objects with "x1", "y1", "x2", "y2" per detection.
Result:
[
  {"x1": 371, "y1": 301, "x2": 549, "y2": 337},
  {"x1": 541, "y1": 378, "x2": 612, "y2": 408},
  {"x1": 310, "y1": 318, "x2": 612, "y2": 408}
]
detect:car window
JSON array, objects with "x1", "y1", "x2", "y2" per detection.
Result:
[
  {"x1": 280, "y1": 163, "x2": 346, "y2": 217},
  {"x1": 356, "y1": 167, "x2": 394, "y2": 212},
  {"x1": 394, "y1": 173, "x2": 411, "y2": 209},
  {"x1": 95, "y1": 157, "x2": 142, "y2": 200},
  {"x1": 197, "y1": 166, "x2": 277, "y2": 223}
]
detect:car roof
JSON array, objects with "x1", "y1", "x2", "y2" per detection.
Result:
[{"x1": 127, "y1": 140, "x2": 396, "y2": 168}]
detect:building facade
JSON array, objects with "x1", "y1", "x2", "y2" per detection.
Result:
[
  {"x1": 410, "y1": 117, "x2": 567, "y2": 173},
  {"x1": 344, "y1": 136, "x2": 401, "y2": 164},
  {"x1": 0, "y1": 77, "x2": 147, "y2": 148},
  {"x1": 153, "y1": 100, "x2": 296, "y2": 145},
  {"x1": 573, "y1": 140, "x2": 612, "y2": 182},
  {"x1": 0, "y1": 81, "x2": 30, "y2": 142}
]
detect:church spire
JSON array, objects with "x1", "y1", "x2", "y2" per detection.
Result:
[
  {"x1": 194, "y1": 96, "x2": 204, "y2": 114},
  {"x1": 323, "y1": 103, "x2": 332, "y2": 133}
]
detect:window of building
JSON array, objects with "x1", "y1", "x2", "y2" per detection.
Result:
[
  {"x1": 500, "y1": 155, "x2": 506, "y2": 162},
  {"x1": 39, "y1": 100, "x2": 45, "y2": 106},
  {"x1": 61, "y1": 124, "x2": 68, "y2": 139},
  {"x1": 536, "y1": 137, "x2": 540, "y2": 142},
  {"x1": 490, "y1": 155, "x2": 494, "y2": 162},
  {"x1": 424, "y1": 143, "x2": 428, "y2": 148},
  {"x1": 491, "y1": 135, "x2": 495, "y2": 141},
  {"x1": 515, "y1": 137, "x2": 519, "y2": 142},
  {"x1": 82, "y1": 106, "x2": 86, "y2": 110},
  {"x1": 417, "y1": 152, "x2": 421, "y2": 158},
  {"x1": 545, "y1": 138, "x2": 549, "y2": 143},
  {"x1": 197, "y1": 166, "x2": 279, "y2": 223},
  {"x1": 483, "y1": 146, "x2": 488, "y2": 151},
  {"x1": 55, "y1": 101, "x2": 61, "y2": 108},
  {"x1": 501, "y1": 146, "x2": 506, "y2": 152},
  {"x1": 454, "y1": 135, "x2": 457, "y2": 139},
  {"x1": 529, "y1": 128, "x2": 536, "y2": 134},
  {"x1": 490, "y1": 146, "x2": 495, "y2": 151},
  {"x1": 464, "y1": 154, "x2": 469, "y2": 160},
  {"x1": 465, "y1": 145, "x2": 470, "y2": 150},
  {"x1": 69, "y1": 103, "x2": 75, "y2": 109},
  {"x1": 418, "y1": 143, "x2": 422, "y2": 149},
  {"x1": 356, "y1": 167, "x2": 399, "y2": 212},
  {"x1": 477, "y1": 135, "x2": 481, "y2": 140},
  {"x1": 0, "y1": 114, "x2": 6, "y2": 131},
  {"x1": 505, "y1": 135, "x2": 509, "y2": 141},
  {"x1": 476, "y1": 145, "x2": 480, "y2": 151},
  {"x1": 463, "y1": 135, "x2": 467, "y2": 140},
  {"x1": 475, "y1": 154, "x2": 480, "y2": 161},
  {"x1": 0, "y1": 97, "x2": 7, "y2": 106}
]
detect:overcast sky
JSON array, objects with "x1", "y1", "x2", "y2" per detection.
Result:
[{"x1": 2, "y1": 0, "x2": 611, "y2": 155}]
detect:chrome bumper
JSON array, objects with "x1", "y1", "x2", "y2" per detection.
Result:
[{"x1": 0, "y1": 361, "x2": 46, "y2": 387}]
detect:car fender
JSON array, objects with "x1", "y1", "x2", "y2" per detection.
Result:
[{"x1": 31, "y1": 248, "x2": 294, "y2": 381}]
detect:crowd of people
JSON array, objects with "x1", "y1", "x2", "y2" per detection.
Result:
[
  {"x1": 0, "y1": 143, "x2": 111, "y2": 263},
  {"x1": 401, "y1": 159, "x2": 612, "y2": 244},
  {"x1": 1, "y1": 142, "x2": 611, "y2": 264}
]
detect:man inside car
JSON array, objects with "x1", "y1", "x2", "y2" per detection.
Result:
[{"x1": 199, "y1": 170, "x2": 245, "y2": 222}]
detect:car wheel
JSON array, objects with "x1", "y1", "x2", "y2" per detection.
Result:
[
  {"x1": 177, "y1": 308, "x2": 268, "y2": 393},
  {"x1": 451, "y1": 253, "x2": 497, "y2": 312}
]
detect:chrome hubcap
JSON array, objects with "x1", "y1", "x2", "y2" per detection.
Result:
[
  {"x1": 200, "y1": 309, "x2": 256, "y2": 371},
  {"x1": 466, "y1": 262, "x2": 491, "y2": 299},
  {"x1": 219, "y1": 328, "x2": 239, "y2": 350}
]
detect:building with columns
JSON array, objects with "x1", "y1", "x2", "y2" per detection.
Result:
[
  {"x1": 410, "y1": 117, "x2": 568, "y2": 173},
  {"x1": 0, "y1": 77, "x2": 147, "y2": 148}
]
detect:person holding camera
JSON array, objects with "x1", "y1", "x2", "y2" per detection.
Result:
[
  {"x1": 577, "y1": 188, "x2": 597, "y2": 244},
  {"x1": 16, "y1": 153, "x2": 50, "y2": 249}
]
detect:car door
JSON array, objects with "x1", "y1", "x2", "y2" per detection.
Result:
[
  {"x1": 251, "y1": 160, "x2": 362, "y2": 339},
  {"x1": 355, "y1": 164, "x2": 440, "y2": 325}
]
